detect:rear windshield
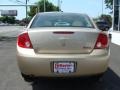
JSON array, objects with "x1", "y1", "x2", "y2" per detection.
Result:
[{"x1": 30, "y1": 13, "x2": 94, "y2": 28}]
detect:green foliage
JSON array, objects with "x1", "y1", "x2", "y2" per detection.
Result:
[
  {"x1": 28, "y1": 0, "x2": 59, "y2": 18},
  {"x1": 100, "y1": 14, "x2": 112, "y2": 27},
  {"x1": 0, "y1": 16, "x2": 15, "y2": 24},
  {"x1": 19, "y1": 17, "x2": 31, "y2": 26},
  {"x1": 94, "y1": 14, "x2": 112, "y2": 28},
  {"x1": 105, "y1": 0, "x2": 113, "y2": 10},
  {"x1": 28, "y1": 6, "x2": 38, "y2": 18}
]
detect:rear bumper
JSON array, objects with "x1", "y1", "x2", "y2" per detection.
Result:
[{"x1": 17, "y1": 47, "x2": 110, "y2": 77}]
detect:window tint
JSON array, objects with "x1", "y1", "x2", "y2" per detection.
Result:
[{"x1": 30, "y1": 13, "x2": 94, "y2": 28}]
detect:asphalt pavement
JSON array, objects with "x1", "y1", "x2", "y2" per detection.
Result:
[
  {"x1": 0, "y1": 26, "x2": 120, "y2": 90},
  {"x1": 0, "y1": 26, "x2": 24, "y2": 37}
]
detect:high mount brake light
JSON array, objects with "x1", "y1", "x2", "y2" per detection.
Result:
[{"x1": 53, "y1": 31, "x2": 74, "y2": 34}]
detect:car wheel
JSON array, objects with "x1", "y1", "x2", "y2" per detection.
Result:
[{"x1": 21, "y1": 73, "x2": 36, "y2": 82}]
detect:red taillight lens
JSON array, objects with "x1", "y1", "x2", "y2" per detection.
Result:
[
  {"x1": 94, "y1": 33, "x2": 108, "y2": 49},
  {"x1": 17, "y1": 32, "x2": 33, "y2": 48}
]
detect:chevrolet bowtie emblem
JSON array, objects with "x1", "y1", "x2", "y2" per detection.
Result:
[
  {"x1": 59, "y1": 37, "x2": 69, "y2": 47},
  {"x1": 61, "y1": 39, "x2": 66, "y2": 47}
]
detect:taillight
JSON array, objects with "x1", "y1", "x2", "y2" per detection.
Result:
[
  {"x1": 94, "y1": 33, "x2": 108, "y2": 49},
  {"x1": 17, "y1": 32, "x2": 33, "y2": 48}
]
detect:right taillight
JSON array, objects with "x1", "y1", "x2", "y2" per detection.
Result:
[
  {"x1": 17, "y1": 32, "x2": 33, "y2": 49},
  {"x1": 94, "y1": 33, "x2": 108, "y2": 49}
]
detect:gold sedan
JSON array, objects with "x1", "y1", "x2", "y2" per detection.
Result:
[{"x1": 17, "y1": 12, "x2": 110, "y2": 82}]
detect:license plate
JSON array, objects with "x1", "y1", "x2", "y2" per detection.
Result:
[{"x1": 53, "y1": 62, "x2": 76, "y2": 74}]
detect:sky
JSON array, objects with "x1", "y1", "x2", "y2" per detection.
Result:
[{"x1": 0, "y1": 0, "x2": 111, "y2": 20}]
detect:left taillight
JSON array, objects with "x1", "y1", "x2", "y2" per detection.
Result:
[
  {"x1": 94, "y1": 33, "x2": 108, "y2": 49},
  {"x1": 17, "y1": 32, "x2": 33, "y2": 49}
]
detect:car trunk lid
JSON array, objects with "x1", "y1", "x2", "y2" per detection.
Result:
[{"x1": 28, "y1": 27, "x2": 99, "y2": 54}]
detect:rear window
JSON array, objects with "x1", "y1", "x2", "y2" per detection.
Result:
[{"x1": 30, "y1": 13, "x2": 94, "y2": 28}]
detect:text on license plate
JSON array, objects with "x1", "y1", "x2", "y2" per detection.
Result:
[{"x1": 53, "y1": 62, "x2": 75, "y2": 74}]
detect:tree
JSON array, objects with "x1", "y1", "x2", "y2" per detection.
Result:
[
  {"x1": 7, "y1": 16, "x2": 16, "y2": 24},
  {"x1": 28, "y1": 0, "x2": 59, "y2": 18},
  {"x1": 28, "y1": 6, "x2": 37, "y2": 18},
  {"x1": 105, "y1": 0, "x2": 113, "y2": 11},
  {"x1": 100, "y1": 14, "x2": 112, "y2": 27},
  {"x1": 94, "y1": 14, "x2": 112, "y2": 28},
  {"x1": 19, "y1": 17, "x2": 31, "y2": 26},
  {"x1": 0, "y1": 16, "x2": 16, "y2": 24}
]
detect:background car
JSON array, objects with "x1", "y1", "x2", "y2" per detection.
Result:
[
  {"x1": 96, "y1": 20, "x2": 110, "y2": 31},
  {"x1": 17, "y1": 12, "x2": 110, "y2": 82}
]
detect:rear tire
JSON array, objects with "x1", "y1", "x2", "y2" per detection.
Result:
[{"x1": 21, "y1": 73, "x2": 36, "y2": 82}]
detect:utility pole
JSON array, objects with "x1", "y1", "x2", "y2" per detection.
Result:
[
  {"x1": 26, "y1": 0, "x2": 28, "y2": 19},
  {"x1": 10, "y1": 0, "x2": 29, "y2": 19},
  {"x1": 102, "y1": 0, "x2": 103, "y2": 15},
  {"x1": 112, "y1": 0, "x2": 115, "y2": 30},
  {"x1": 118, "y1": 3, "x2": 120, "y2": 31}
]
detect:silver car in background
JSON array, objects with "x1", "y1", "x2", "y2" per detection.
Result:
[{"x1": 17, "y1": 12, "x2": 110, "y2": 82}]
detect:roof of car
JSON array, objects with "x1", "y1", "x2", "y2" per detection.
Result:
[{"x1": 37, "y1": 12, "x2": 87, "y2": 16}]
